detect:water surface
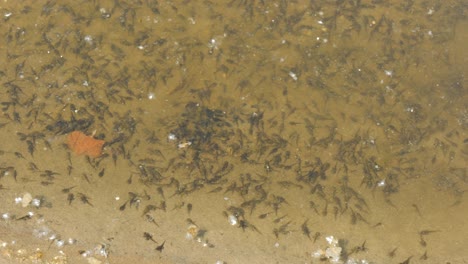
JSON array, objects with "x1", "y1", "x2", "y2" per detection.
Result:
[{"x1": 0, "y1": 1, "x2": 466, "y2": 263}]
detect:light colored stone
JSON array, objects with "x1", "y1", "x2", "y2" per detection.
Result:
[
  {"x1": 87, "y1": 256, "x2": 102, "y2": 264},
  {"x1": 21, "y1": 193, "x2": 32, "y2": 208}
]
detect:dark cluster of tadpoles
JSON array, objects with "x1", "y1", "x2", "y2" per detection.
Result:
[
  {"x1": 0, "y1": 95, "x2": 437, "y2": 263},
  {"x1": 6, "y1": 99, "x2": 435, "y2": 263}
]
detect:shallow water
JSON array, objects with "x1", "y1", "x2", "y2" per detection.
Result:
[{"x1": 0, "y1": 0, "x2": 466, "y2": 263}]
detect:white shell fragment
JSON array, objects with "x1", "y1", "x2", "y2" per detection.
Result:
[
  {"x1": 186, "y1": 224, "x2": 199, "y2": 240},
  {"x1": 2, "y1": 213, "x2": 10, "y2": 220},
  {"x1": 178, "y1": 141, "x2": 192, "y2": 149},
  {"x1": 228, "y1": 214, "x2": 237, "y2": 226},
  {"x1": 326, "y1": 235, "x2": 338, "y2": 245},
  {"x1": 31, "y1": 198, "x2": 41, "y2": 207},
  {"x1": 312, "y1": 235, "x2": 343, "y2": 263},
  {"x1": 55, "y1": 239, "x2": 65, "y2": 248},
  {"x1": 325, "y1": 246, "x2": 342, "y2": 263}
]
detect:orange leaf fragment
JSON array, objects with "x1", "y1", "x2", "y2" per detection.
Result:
[{"x1": 67, "y1": 131, "x2": 105, "y2": 158}]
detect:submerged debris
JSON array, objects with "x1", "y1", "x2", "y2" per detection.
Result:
[{"x1": 67, "y1": 131, "x2": 105, "y2": 158}]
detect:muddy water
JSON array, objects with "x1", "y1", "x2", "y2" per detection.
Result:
[{"x1": 0, "y1": 1, "x2": 466, "y2": 263}]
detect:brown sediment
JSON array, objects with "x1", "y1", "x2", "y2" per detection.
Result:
[{"x1": 67, "y1": 131, "x2": 105, "y2": 158}]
